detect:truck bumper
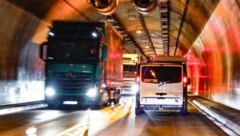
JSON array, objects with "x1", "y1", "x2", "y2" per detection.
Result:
[{"x1": 45, "y1": 95, "x2": 100, "y2": 107}]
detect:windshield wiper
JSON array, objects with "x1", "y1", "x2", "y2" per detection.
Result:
[{"x1": 158, "y1": 81, "x2": 170, "y2": 87}]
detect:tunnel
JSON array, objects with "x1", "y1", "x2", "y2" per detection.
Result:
[{"x1": 0, "y1": 0, "x2": 240, "y2": 111}]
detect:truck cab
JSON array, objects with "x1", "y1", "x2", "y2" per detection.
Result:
[
  {"x1": 40, "y1": 21, "x2": 123, "y2": 108},
  {"x1": 135, "y1": 56, "x2": 190, "y2": 115},
  {"x1": 121, "y1": 54, "x2": 140, "y2": 96}
]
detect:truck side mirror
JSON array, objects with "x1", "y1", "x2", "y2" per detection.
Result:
[
  {"x1": 40, "y1": 42, "x2": 48, "y2": 61},
  {"x1": 101, "y1": 44, "x2": 108, "y2": 60}
]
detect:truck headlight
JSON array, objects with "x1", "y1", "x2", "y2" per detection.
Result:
[
  {"x1": 46, "y1": 87, "x2": 55, "y2": 96},
  {"x1": 131, "y1": 84, "x2": 139, "y2": 93},
  {"x1": 86, "y1": 88, "x2": 97, "y2": 97}
]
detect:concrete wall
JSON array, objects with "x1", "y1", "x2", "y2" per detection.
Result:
[
  {"x1": 189, "y1": 0, "x2": 240, "y2": 110},
  {"x1": 1, "y1": 0, "x2": 240, "y2": 110},
  {"x1": 0, "y1": 1, "x2": 48, "y2": 105}
]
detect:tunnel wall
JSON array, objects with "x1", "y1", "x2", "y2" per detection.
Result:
[
  {"x1": 189, "y1": 0, "x2": 240, "y2": 110},
  {"x1": 0, "y1": 1, "x2": 47, "y2": 105}
]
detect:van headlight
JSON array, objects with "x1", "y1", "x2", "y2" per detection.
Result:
[
  {"x1": 131, "y1": 84, "x2": 139, "y2": 93},
  {"x1": 46, "y1": 87, "x2": 56, "y2": 96},
  {"x1": 86, "y1": 87, "x2": 97, "y2": 97}
]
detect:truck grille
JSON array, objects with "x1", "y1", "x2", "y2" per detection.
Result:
[{"x1": 47, "y1": 72, "x2": 94, "y2": 94}]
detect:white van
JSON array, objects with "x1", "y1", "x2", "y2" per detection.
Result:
[{"x1": 135, "y1": 57, "x2": 190, "y2": 115}]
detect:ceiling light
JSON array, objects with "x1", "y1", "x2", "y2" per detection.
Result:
[
  {"x1": 122, "y1": 34, "x2": 128, "y2": 37},
  {"x1": 124, "y1": 37, "x2": 130, "y2": 41},
  {"x1": 128, "y1": 15, "x2": 136, "y2": 20},
  {"x1": 106, "y1": 16, "x2": 114, "y2": 22},
  {"x1": 136, "y1": 30, "x2": 142, "y2": 34}
]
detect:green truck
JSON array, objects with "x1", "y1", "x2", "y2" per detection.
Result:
[{"x1": 40, "y1": 21, "x2": 123, "y2": 108}]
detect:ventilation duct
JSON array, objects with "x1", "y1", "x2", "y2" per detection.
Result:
[
  {"x1": 133, "y1": 0, "x2": 157, "y2": 14},
  {"x1": 88, "y1": 0, "x2": 118, "y2": 15}
]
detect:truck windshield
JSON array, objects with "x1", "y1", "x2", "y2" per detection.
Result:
[
  {"x1": 47, "y1": 42, "x2": 99, "y2": 62},
  {"x1": 123, "y1": 65, "x2": 136, "y2": 78},
  {"x1": 141, "y1": 66, "x2": 182, "y2": 83}
]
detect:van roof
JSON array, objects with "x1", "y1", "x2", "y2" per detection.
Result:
[{"x1": 152, "y1": 56, "x2": 185, "y2": 62}]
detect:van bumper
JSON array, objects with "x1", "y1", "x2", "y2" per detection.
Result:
[{"x1": 140, "y1": 104, "x2": 183, "y2": 111}]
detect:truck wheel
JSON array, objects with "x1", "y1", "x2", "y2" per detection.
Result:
[{"x1": 135, "y1": 108, "x2": 143, "y2": 115}]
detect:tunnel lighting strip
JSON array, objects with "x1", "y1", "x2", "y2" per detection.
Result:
[
  {"x1": 174, "y1": 0, "x2": 189, "y2": 56},
  {"x1": 63, "y1": 0, "x2": 90, "y2": 20},
  {"x1": 112, "y1": 14, "x2": 150, "y2": 61},
  {"x1": 138, "y1": 13, "x2": 157, "y2": 56},
  {"x1": 0, "y1": 103, "x2": 48, "y2": 115},
  {"x1": 189, "y1": 100, "x2": 240, "y2": 136}
]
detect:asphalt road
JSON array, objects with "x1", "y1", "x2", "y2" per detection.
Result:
[{"x1": 0, "y1": 96, "x2": 227, "y2": 136}]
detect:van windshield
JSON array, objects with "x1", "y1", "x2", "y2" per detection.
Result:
[
  {"x1": 141, "y1": 66, "x2": 182, "y2": 83},
  {"x1": 123, "y1": 65, "x2": 136, "y2": 78}
]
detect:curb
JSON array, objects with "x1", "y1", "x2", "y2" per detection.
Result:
[
  {"x1": 0, "y1": 103, "x2": 47, "y2": 115},
  {"x1": 192, "y1": 100, "x2": 240, "y2": 135}
]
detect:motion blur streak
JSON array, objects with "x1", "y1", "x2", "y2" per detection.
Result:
[
  {"x1": 187, "y1": 0, "x2": 240, "y2": 110},
  {"x1": 54, "y1": 104, "x2": 131, "y2": 136}
]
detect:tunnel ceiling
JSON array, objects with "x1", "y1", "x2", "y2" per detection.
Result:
[{"x1": 7, "y1": 0, "x2": 219, "y2": 60}]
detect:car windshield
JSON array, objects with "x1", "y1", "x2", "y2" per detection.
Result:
[
  {"x1": 141, "y1": 66, "x2": 182, "y2": 83},
  {"x1": 123, "y1": 65, "x2": 136, "y2": 78},
  {"x1": 47, "y1": 42, "x2": 99, "y2": 62}
]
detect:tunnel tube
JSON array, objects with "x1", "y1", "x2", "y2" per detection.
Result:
[
  {"x1": 133, "y1": 0, "x2": 157, "y2": 14},
  {"x1": 89, "y1": 0, "x2": 118, "y2": 15}
]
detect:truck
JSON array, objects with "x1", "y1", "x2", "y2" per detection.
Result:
[
  {"x1": 40, "y1": 21, "x2": 123, "y2": 108},
  {"x1": 121, "y1": 54, "x2": 140, "y2": 96},
  {"x1": 135, "y1": 56, "x2": 190, "y2": 115}
]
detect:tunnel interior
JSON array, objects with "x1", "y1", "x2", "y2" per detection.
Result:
[{"x1": 1, "y1": 0, "x2": 240, "y2": 110}]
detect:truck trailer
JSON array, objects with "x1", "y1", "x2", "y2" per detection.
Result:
[
  {"x1": 40, "y1": 21, "x2": 123, "y2": 108},
  {"x1": 121, "y1": 54, "x2": 140, "y2": 96}
]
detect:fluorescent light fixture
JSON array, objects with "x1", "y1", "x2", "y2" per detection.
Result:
[{"x1": 136, "y1": 30, "x2": 142, "y2": 34}]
